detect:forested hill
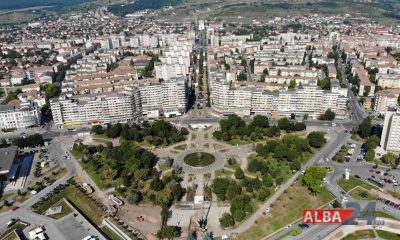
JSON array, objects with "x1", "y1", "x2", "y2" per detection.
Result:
[
  {"x1": 0, "y1": 0, "x2": 95, "y2": 10},
  {"x1": 108, "y1": 0, "x2": 182, "y2": 16}
]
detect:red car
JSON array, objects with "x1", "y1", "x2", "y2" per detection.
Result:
[{"x1": 12, "y1": 207, "x2": 19, "y2": 211}]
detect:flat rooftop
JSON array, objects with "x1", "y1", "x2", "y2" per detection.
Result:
[{"x1": 0, "y1": 146, "x2": 18, "y2": 174}]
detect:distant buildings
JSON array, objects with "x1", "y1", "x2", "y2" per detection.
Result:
[
  {"x1": 0, "y1": 102, "x2": 41, "y2": 129},
  {"x1": 381, "y1": 111, "x2": 400, "y2": 152}
]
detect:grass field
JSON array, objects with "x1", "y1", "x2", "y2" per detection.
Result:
[
  {"x1": 100, "y1": 226, "x2": 123, "y2": 240},
  {"x1": 236, "y1": 183, "x2": 333, "y2": 240},
  {"x1": 46, "y1": 199, "x2": 73, "y2": 220},
  {"x1": 173, "y1": 144, "x2": 187, "y2": 151},
  {"x1": 32, "y1": 186, "x2": 105, "y2": 225},
  {"x1": 348, "y1": 187, "x2": 376, "y2": 200},
  {"x1": 337, "y1": 176, "x2": 376, "y2": 192},
  {"x1": 342, "y1": 230, "x2": 375, "y2": 240},
  {"x1": 0, "y1": 222, "x2": 28, "y2": 239},
  {"x1": 184, "y1": 152, "x2": 215, "y2": 167},
  {"x1": 376, "y1": 230, "x2": 400, "y2": 240}
]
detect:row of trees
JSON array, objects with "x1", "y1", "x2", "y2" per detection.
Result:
[
  {"x1": 91, "y1": 120, "x2": 189, "y2": 146},
  {"x1": 12, "y1": 134, "x2": 44, "y2": 148},
  {"x1": 213, "y1": 115, "x2": 307, "y2": 142}
]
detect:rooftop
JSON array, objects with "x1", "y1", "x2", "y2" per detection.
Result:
[{"x1": 0, "y1": 146, "x2": 18, "y2": 175}]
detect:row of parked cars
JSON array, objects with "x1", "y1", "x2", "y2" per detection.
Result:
[
  {"x1": 37, "y1": 183, "x2": 68, "y2": 203},
  {"x1": 377, "y1": 197, "x2": 400, "y2": 211}
]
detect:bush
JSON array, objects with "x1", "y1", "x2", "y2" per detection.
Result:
[{"x1": 219, "y1": 212, "x2": 235, "y2": 228}]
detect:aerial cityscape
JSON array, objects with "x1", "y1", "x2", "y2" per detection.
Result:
[{"x1": 1, "y1": 0, "x2": 400, "y2": 240}]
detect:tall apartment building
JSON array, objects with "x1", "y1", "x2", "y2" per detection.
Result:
[
  {"x1": 210, "y1": 75, "x2": 347, "y2": 119},
  {"x1": 0, "y1": 102, "x2": 41, "y2": 129},
  {"x1": 50, "y1": 91, "x2": 142, "y2": 126},
  {"x1": 380, "y1": 111, "x2": 400, "y2": 152},
  {"x1": 51, "y1": 77, "x2": 188, "y2": 126},
  {"x1": 135, "y1": 77, "x2": 188, "y2": 118}
]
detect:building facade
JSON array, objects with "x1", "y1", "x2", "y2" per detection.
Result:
[
  {"x1": 0, "y1": 102, "x2": 41, "y2": 129},
  {"x1": 380, "y1": 111, "x2": 400, "y2": 152}
]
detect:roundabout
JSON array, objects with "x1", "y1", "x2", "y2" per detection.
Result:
[{"x1": 175, "y1": 149, "x2": 225, "y2": 174}]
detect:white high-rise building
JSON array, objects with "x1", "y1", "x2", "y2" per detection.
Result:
[
  {"x1": 381, "y1": 111, "x2": 400, "y2": 152},
  {"x1": 50, "y1": 91, "x2": 141, "y2": 126},
  {"x1": 0, "y1": 102, "x2": 41, "y2": 129},
  {"x1": 210, "y1": 75, "x2": 347, "y2": 118}
]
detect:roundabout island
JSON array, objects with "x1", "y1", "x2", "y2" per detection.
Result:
[
  {"x1": 183, "y1": 152, "x2": 215, "y2": 167},
  {"x1": 175, "y1": 149, "x2": 225, "y2": 174}
]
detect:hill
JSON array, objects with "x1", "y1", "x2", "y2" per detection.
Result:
[{"x1": 0, "y1": 0, "x2": 95, "y2": 10}]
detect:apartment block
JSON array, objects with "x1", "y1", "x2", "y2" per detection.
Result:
[
  {"x1": 50, "y1": 91, "x2": 141, "y2": 126},
  {"x1": 0, "y1": 102, "x2": 41, "y2": 129},
  {"x1": 381, "y1": 111, "x2": 400, "y2": 152}
]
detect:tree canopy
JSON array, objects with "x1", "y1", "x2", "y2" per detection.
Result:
[{"x1": 303, "y1": 166, "x2": 327, "y2": 193}]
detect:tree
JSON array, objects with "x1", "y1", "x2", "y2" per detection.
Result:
[
  {"x1": 289, "y1": 79, "x2": 296, "y2": 90},
  {"x1": 266, "y1": 125, "x2": 281, "y2": 137},
  {"x1": 318, "y1": 77, "x2": 331, "y2": 90},
  {"x1": 365, "y1": 149, "x2": 375, "y2": 162},
  {"x1": 157, "y1": 226, "x2": 181, "y2": 240},
  {"x1": 278, "y1": 118, "x2": 290, "y2": 130},
  {"x1": 303, "y1": 114, "x2": 309, "y2": 120},
  {"x1": 219, "y1": 212, "x2": 235, "y2": 228},
  {"x1": 237, "y1": 71, "x2": 247, "y2": 81},
  {"x1": 43, "y1": 84, "x2": 61, "y2": 98},
  {"x1": 320, "y1": 109, "x2": 335, "y2": 121},
  {"x1": 365, "y1": 135, "x2": 380, "y2": 151},
  {"x1": 363, "y1": 86, "x2": 371, "y2": 96},
  {"x1": 358, "y1": 117, "x2": 372, "y2": 138},
  {"x1": 290, "y1": 113, "x2": 296, "y2": 120},
  {"x1": 262, "y1": 175, "x2": 273, "y2": 187},
  {"x1": 260, "y1": 73, "x2": 266, "y2": 82},
  {"x1": 150, "y1": 177, "x2": 165, "y2": 191},
  {"x1": 126, "y1": 191, "x2": 142, "y2": 204},
  {"x1": 251, "y1": 115, "x2": 269, "y2": 128},
  {"x1": 307, "y1": 132, "x2": 326, "y2": 148},
  {"x1": 234, "y1": 167, "x2": 245, "y2": 180},
  {"x1": 91, "y1": 125, "x2": 104, "y2": 135},
  {"x1": 303, "y1": 166, "x2": 328, "y2": 193}
]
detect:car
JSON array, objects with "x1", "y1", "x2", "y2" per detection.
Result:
[
  {"x1": 12, "y1": 207, "x2": 19, "y2": 211},
  {"x1": 383, "y1": 207, "x2": 392, "y2": 212},
  {"x1": 354, "y1": 175, "x2": 361, "y2": 179},
  {"x1": 371, "y1": 175, "x2": 376, "y2": 178},
  {"x1": 369, "y1": 169, "x2": 374, "y2": 172}
]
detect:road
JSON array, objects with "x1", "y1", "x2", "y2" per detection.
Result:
[{"x1": 221, "y1": 128, "x2": 345, "y2": 237}]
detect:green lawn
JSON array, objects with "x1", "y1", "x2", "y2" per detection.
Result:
[
  {"x1": 237, "y1": 183, "x2": 332, "y2": 240},
  {"x1": 173, "y1": 144, "x2": 187, "y2": 151},
  {"x1": 348, "y1": 187, "x2": 376, "y2": 200},
  {"x1": 47, "y1": 200, "x2": 74, "y2": 220},
  {"x1": 342, "y1": 230, "x2": 375, "y2": 240},
  {"x1": 32, "y1": 186, "x2": 105, "y2": 225},
  {"x1": 374, "y1": 211, "x2": 400, "y2": 221},
  {"x1": 101, "y1": 226, "x2": 123, "y2": 240},
  {"x1": 184, "y1": 152, "x2": 215, "y2": 167},
  {"x1": 337, "y1": 176, "x2": 375, "y2": 192},
  {"x1": 376, "y1": 230, "x2": 400, "y2": 240},
  {"x1": 0, "y1": 222, "x2": 28, "y2": 239}
]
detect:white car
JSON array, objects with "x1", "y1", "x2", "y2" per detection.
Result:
[{"x1": 383, "y1": 207, "x2": 391, "y2": 212}]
